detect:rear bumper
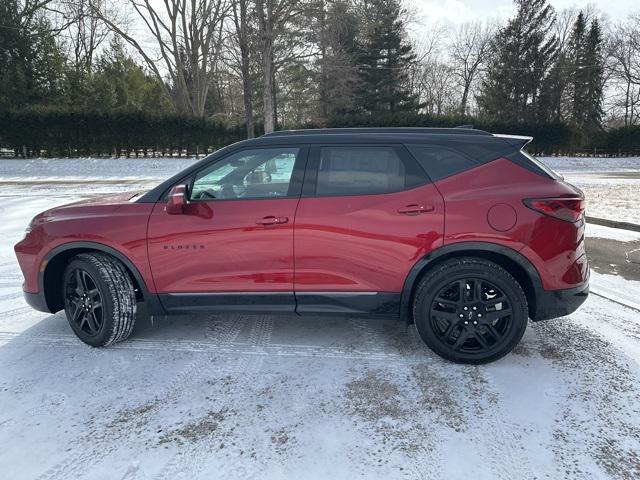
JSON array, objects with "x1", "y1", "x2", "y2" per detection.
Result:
[
  {"x1": 530, "y1": 280, "x2": 589, "y2": 321},
  {"x1": 23, "y1": 289, "x2": 53, "y2": 313}
]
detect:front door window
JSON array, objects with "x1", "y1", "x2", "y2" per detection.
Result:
[{"x1": 190, "y1": 148, "x2": 299, "y2": 200}]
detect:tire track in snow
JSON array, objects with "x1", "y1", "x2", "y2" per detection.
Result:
[
  {"x1": 34, "y1": 314, "x2": 249, "y2": 480},
  {"x1": 530, "y1": 317, "x2": 640, "y2": 479},
  {"x1": 0, "y1": 291, "x2": 25, "y2": 302},
  {"x1": 344, "y1": 318, "x2": 536, "y2": 479},
  {"x1": 0, "y1": 305, "x2": 35, "y2": 319},
  {"x1": 153, "y1": 315, "x2": 274, "y2": 480},
  {"x1": 344, "y1": 319, "x2": 447, "y2": 479},
  {"x1": 472, "y1": 367, "x2": 537, "y2": 480},
  {"x1": 0, "y1": 329, "x2": 421, "y2": 363}
]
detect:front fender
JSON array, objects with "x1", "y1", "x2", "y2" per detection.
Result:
[{"x1": 40, "y1": 241, "x2": 165, "y2": 316}]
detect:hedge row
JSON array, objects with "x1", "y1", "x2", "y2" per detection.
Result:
[
  {"x1": 0, "y1": 109, "x2": 248, "y2": 157},
  {"x1": 325, "y1": 112, "x2": 640, "y2": 155},
  {"x1": 1, "y1": 109, "x2": 639, "y2": 157}
]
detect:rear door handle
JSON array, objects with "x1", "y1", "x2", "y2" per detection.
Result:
[
  {"x1": 256, "y1": 216, "x2": 289, "y2": 225},
  {"x1": 397, "y1": 204, "x2": 434, "y2": 215}
]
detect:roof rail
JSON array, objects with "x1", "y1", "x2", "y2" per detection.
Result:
[
  {"x1": 455, "y1": 124, "x2": 474, "y2": 129},
  {"x1": 263, "y1": 127, "x2": 492, "y2": 137}
]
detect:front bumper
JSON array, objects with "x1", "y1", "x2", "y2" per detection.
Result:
[
  {"x1": 530, "y1": 280, "x2": 589, "y2": 321},
  {"x1": 23, "y1": 289, "x2": 54, "y2": 313}
]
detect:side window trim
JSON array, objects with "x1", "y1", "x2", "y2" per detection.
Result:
[
  {"x1": 181, "y1": 144, "x2": 309, "y2": 202},
  {"x1": 302, "y1": 144, "x2": 429, "y2": 198}
]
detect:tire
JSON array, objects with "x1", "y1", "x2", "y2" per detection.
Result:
[
  {"x1": 412, "y1": 257, "x2": 528, "y2": 364},
  {"x1": 62, "y1": 252, "x2": 137, "y2": 347}
]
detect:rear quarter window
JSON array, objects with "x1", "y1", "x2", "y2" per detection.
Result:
[{"x1": 407, "y1": 145, "x2": 478, "y2": 181}]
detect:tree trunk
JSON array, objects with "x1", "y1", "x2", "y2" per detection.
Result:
[
  {"x1": 460, "y1": 82, "x2": 470, "y2": 115},
  {"x1": 257, "y1": 0, "x2": 275, "y2": 134},
  {"x1": 262, "y1": 39, "x2": 275, "y2": 133},
  {"x1": 318, "y1": 0, "x2": 329, "y2": 119},
  {"x1": 235, "y1": 0, "x2": 255, "y2": 138},
  {"x1": 242, "y1": 59, "x2": 255, "y2": 138},
  {"x1": 272, "y1": 68, "x2": 278, "y2": 129}
]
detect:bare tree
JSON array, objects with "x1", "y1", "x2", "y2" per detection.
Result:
[
  {"x1": 61, "y1": 0, "x2": 110, "y2": 73},
  {"x1": 406, "y1": 26, "x2": 446, "y2": 113},
  {"x1": 420, "y1": 61, "x2": 458, "y2": 116},
  {"x1": 608, "y1": 14, "x2": 640, "y2": 126},
  {"x1": 231, "y1": 0, "x2": 255, "y2": 137},
  {"x1": 449, "y1": 21, "x2": 493, "y2": 115},
  {"x1": 94, "y1": 0, "x2": 230, "y2": 117},
  {"x1": 13, "y1": 0, "x2": 74, "y2": 33},
  {"x1": 255, "y1": 0, "x2": 309, "y2": 133}
]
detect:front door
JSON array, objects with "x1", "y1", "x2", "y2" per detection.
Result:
[{"x1": 147, "y1": 146, "x2": 307, "y2": 313}]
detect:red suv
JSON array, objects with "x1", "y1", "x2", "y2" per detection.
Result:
[{"x1": 15, "y1": 128, "x2": 588, "y2": 363}]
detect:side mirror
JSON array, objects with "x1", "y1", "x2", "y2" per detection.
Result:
[{"x1": 166, "y1": 185, "x2": 188, "y2": 214}]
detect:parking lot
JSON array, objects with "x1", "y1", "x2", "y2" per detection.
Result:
[{"x1": 0, "y1": 158, "x2": 639, "y2": 479}]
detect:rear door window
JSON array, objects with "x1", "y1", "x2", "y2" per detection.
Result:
[{"x1": 311, "y1": 145, "x2": 427, "y2": 196}]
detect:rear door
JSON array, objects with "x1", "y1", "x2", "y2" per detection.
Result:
[{"x1": 293, "y1": 144, "x2": 444, "y2": 315}]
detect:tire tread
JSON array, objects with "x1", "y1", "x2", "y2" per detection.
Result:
[{"x1": 73, "y1": 253, "x2": 137, "y2": 346}]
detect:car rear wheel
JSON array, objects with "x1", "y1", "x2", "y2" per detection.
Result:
[
  {"x1": 413, "y1": 257, "x2": 528, "y2": 364},
  {"x1": 63, "y1": 252, "x2": 137, "y2": 347}
]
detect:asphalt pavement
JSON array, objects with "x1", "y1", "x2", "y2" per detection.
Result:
[{"x1": 586, "y1": 236, "x2": 640, "y2": 282}]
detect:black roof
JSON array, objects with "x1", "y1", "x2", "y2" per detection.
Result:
[{"x1": 263, "y1": 127, "x2": 492, "y2": 137}]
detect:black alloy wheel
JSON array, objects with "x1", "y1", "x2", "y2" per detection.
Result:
[
  {"x1": 413, "y1": 257, "x2": 528, "y2": 364},
  {"x1": 64, "y1": 268, "x2": 104, "y2": 337},
  {"x1": 429, "y1": 278, "x2": 513, "y2": 355}
]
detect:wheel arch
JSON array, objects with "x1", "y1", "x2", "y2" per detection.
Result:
[
  {"x1": 40, "y1": 241, "x2": 164, "y2": 315},
  {"x1": 400, "y1": 242, "x2": 543, "y2": 324}
]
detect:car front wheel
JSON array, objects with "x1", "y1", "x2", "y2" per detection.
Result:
[
  {"x1": 413, "y1": 257, "x2": 528, "y2": 364},
  {"x1": 63, "y1": 252, "x2": 137, "y2": 347}
]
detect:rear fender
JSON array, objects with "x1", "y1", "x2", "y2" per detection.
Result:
[{"x1": 399, "y1": 242, "x2": 544, "y2": 323}]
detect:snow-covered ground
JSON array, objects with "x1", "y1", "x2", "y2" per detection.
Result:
[
  {"x1": 0, "y1": 158, "x2": 640, "y2": 479},
  {"x1": 539, "y1": 156, "x2": 640, "y2": 172}
]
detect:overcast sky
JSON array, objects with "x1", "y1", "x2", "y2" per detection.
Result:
[{"x1": 411, "y1": 0, "x2": 638, "y2": 27}]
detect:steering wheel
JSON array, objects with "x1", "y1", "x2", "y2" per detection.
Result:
[{"x1": 198, "y1": 190, "x2": 217, "y2": 200}]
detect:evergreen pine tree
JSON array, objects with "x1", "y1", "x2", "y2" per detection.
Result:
[
  {"x1": 583, "y1": 18, "x2": 604, "y2": 136},
  {"x1": 317, "y1": 0, "x2": 360, "y2": 117},
  {"x1": 353, "y1": 0, "x2": 420, "y2": 113},
  {"x1": 0, "y1": 0, "x2": 65, "y2": 110},
  {"x1": 88, "y1": 37, "x2": 172, "y2": 114},
  {"x1": 478, "y1": 0, "x2": 558, "y2": 123},
  {"x1": 566, "y1": 13, "x2": 604, "y2": 140},
  {"x1": 569, "y1": 12, "x2": 589, "y2": 126}
]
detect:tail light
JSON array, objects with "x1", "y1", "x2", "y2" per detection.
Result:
[{"x1": 523, "y1": 197, "x2": 585, "y2": 223}]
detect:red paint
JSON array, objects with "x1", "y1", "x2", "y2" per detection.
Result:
[
  {"x1": 293, "y1": 184, "x2": 444, "y2": 292},
  {"x1": 147, "y1": 198, "x2": 299, "y2": 292},
  {"x1": 435, "y1": 158, "x2": 587, "y2": 290},
  {"x1": 15, "y1": 156, "x2": 587, "y2": 302},
  {"x1": 15, "y1": 193, "x2": 154, "y2": 293}
]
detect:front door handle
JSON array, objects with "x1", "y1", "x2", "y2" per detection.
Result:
[
  {"x1": 397, "y1": 204, "x2": 434, "y2": 215},
  {"x1": 256, "y1": 216, "x2": 289, "y2": 225}
]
